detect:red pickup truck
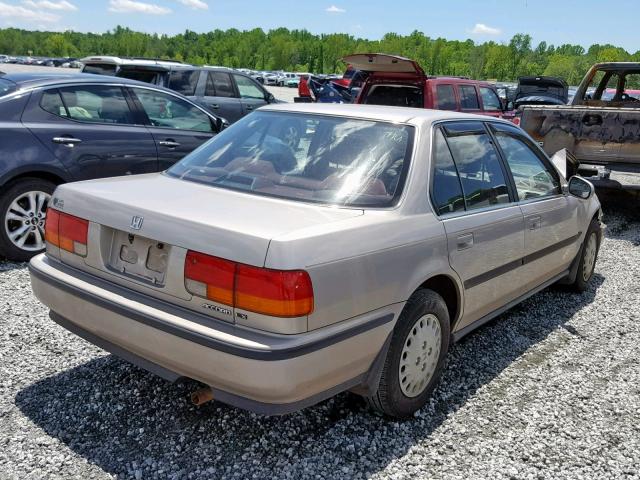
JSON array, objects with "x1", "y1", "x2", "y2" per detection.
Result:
[{"x1": 344, "y1": 53, "x2": 508, "y2": 118}]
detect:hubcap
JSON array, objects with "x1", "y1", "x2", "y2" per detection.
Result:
[
  {"x1": 399, "y1": 314, "x2": 442, "y2": 398},
  {"x1": 4, "y1": 190, "x2": 51, "y2": 252},
  {"x1": 582, "y1": 232, "x2": 597, "y2": 282}
]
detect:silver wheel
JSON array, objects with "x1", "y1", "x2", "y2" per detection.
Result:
[
  {"x1": 582, "y1": 232, "x2": 597, "y2": 282},
  {"x1": 399, "y1": 313, "x2": 442, "y2": 398},
  {"x1": 4, "y1": 190, "x2": 51, "y2": 252},
  {"x1": 282, "y1": 125, "x2": 300, "y2": 149}
]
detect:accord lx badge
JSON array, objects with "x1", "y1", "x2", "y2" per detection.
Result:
[{"x1": 130, "y1": 216, "x2": 144, "y2": 230}]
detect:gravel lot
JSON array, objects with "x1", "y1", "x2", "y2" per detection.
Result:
[{"x1": 0, "y1": 197, "x2": 639, "y2": 479}]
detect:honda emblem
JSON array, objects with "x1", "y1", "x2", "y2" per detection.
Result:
[{"x1": 130, "y1": 216, "x2": 144, "y2": 230}]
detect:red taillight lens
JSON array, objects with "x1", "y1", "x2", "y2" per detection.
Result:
[
  {"x1": 235, "y1": 264, "x2": 314, "y2": 318},
  {"x1": 184, "y1": 250, "x2": 314, "y2": 318},
  {"x1": 184, "y1": 250, "x2": 235, "y2": 305},
  {"x1": 45, "y1": 209, "x2": 88, "y2": 256}
]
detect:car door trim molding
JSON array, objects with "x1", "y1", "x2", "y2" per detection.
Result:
[{"x1": 463, "y1": 232, "x2": 581, "y2": 290}]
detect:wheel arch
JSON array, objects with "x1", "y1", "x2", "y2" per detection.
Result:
[
  {"x1": 0, "y1": 168, "x2": 70, "y2": 189},
  {"x1": 414, "y1": 273, "x2": 463, "y2": 329}
]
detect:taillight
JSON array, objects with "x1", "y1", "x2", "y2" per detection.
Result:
[
  {"x1": 235, "y1": 264, "x2": 313, "y2": 317},
  {"x1": 45, "y1": 209, "x2": 89, "y2": 256},
  {"x1": 184, "y1": 250, "x2": 314, "y2": 318},
  {"x1": 184, "y1": 251, "x2": 235, "y2": 305}
]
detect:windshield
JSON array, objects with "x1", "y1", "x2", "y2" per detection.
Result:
[
  {"x1": 167, "y1": 111, "x2": 414, "y2": 208},
  {"x1": 0, "y1": 78, "x2": 15, "y2": 97}
]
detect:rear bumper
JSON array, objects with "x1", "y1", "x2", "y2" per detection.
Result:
[{"x1": 29, "y1": 254, "x2": 395, "y2": 414}]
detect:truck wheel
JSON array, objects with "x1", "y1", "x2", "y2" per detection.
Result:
[
  {"x1": 569, "y1": 219, "x2": 601, "y2": 292},
  {"x1": 0, "y1": 178, "x2": 55, "y2": 262},
  {"x1": 366, "y1": 289, "x2": 450, "y2": 419}
]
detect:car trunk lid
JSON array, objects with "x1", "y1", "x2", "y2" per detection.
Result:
[{"x1": 342, "y1": 53, "x2": 425, "y2": 76}]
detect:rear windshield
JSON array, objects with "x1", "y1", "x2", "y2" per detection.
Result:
[
  {"x1": 0, "y1": 78, "x2": 16, "y2": 97},
  {"x1": 82, "y1": 63, "x2": 117, "y2": 76},
  {"x1": 167, "y1": 111, "x2": 414, "y2": 208},
  {"x1": 363, "y1": 84, "x2": 423, "y2": 108}
]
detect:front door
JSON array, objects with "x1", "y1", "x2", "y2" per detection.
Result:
[
  {"x1": 430, "y1": 123, "x2": 525, "y2": 330},
  {"x1": 232, "y1": 73, "x2": 270, "y2": 116},
  {"x1": 22, "y1": 85, "x2": 158, "y2": 181},
  {"x1": 490, "y1": 123, "x2": 581, "y2": 291},
  {"x1": 129, "y1": 87, "x2": 216, "y2": 170},
  {"x1": 197, "y1": 71, "x2": 244, "y2": 123}
]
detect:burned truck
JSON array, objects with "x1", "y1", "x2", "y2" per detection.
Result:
[{"x1": 520, "y1": 62, "x2": 640, "y2": 188}]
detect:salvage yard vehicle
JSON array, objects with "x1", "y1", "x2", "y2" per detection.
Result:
[
  {"x1": 29, "y1": 104, "x2": 603, "y2": 418},
  {"x1": 519, "y1": 62, "x2": 640, "y2": 188},
  {"x1": 0, "y1": 73, "x2": 225, "y2": 261},
  {"x1": 511, "y1": 76, "x2": 569, "y2": 109},
  {"x1": 346, "y1": 53, "x2": 508, "y2": 118}
]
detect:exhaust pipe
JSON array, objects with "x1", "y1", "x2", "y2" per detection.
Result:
[{"x1": 191, "y1": 387, "x2": 214, "y2": 406}]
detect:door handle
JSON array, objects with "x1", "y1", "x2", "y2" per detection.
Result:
[
  {"x1": 457, "y1": 233, "x2": 474, "y2": 251},
  {"x1": 159, "y1": 140, "x2": 180, "y2": 148},
  {"x1": 528, "y1": 215, "x2": 542, "y2": 230},
  {"x1": 209, "y1": 104, "x2": 220, "y2": 109},
  {"x1": 582, "y1": 114, "x2": 602, "y2": 127},
  {"x1": 246, "y1": 105, "x2": 254, "y2": 111},
  {"x1": 52, "y1": 136, "x2": 82, "y2": 145}
]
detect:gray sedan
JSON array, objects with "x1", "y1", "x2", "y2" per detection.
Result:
[{"x1": 29, "y1": 104, "x2": 602, "y2": 418}]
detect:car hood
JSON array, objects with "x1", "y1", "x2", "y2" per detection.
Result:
[
  {"x1": 51, "y1": 173, "x2": 364, "y2": 266},
  {"x1": 342, "y1": 53, "x2": 425, "y2": 75}
]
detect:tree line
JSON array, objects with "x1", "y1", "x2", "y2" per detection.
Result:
[{"x1": 1, "y1": 26, "x2": 638, "y2": 84}]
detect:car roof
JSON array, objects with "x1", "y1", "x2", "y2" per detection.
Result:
[
  {"x1": 260, "y1": 102, "x2": 513, "y2": 127},
  {"x1": 0, "y1": 72, "x2": 165, "y2": 89}
]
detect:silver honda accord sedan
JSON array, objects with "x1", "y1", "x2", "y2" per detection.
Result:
[{"x1": 29, "y1": 103, "x2": 603, "y2": 418}]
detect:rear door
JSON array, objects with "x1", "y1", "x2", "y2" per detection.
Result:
[
  {"x1": 198, "y1": 71, "x2": 244, "y2": 123},
  {"x1": 490, "y1": 122, "x2": 581, "y2": 291},
  {"x1": 22, "y1": 84, "x2": 158, "y2": 181},
  {"x1": 231, "y1": 73, "x2": 270, "y2": 116},
  {"x1": 458, "y1": 85, "x2": 483, "y2": 115},
  {"x1": 129, "y1": 86, "x2": 216, "y2": 170},
  {"x1": 430, "y1": 122, "x2": 525, "y2": 330},
  {"x1": 479, "y1": 86, "x2": 503, "y2": 118}
]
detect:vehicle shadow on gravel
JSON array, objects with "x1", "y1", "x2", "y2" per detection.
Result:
[{"x1": 15, "y1": 270, "x2": 605, "y2": 479}]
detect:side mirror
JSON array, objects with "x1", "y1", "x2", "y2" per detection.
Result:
[
  {"x1": 568, "y1": 176, "x2": 594, "y2": 199},
  {"x1": 214, "y1": 116, "x2": 229, "y2": 132},
  {"x1": 266, "y1": 93, "x2": 276, "y2": 103}
]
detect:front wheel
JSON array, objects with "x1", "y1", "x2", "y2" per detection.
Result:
[
  {"x1": 569, "y1": 219, "x2": 601, "y2": 292},
  {"x1": 365, "y1": 289, "x2": 450, "y2": 418},
  {"x1": 0, "y1": 178, "x2": 56, "y2": 261}
]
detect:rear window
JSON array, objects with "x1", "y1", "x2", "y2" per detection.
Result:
[
  {"x1": 435, "y1": 85, "x2": 456, "y2": 110},
  {"x1": 0, "y1": 78, "x2": 16, "y2": 97},
  {"x1": 168, "y1": 70, "x2": 199, "y2": 96},
  {"x1": 82, "y1": 63, "x2": 117, "y2": 75},
  {"x1": 118, "y1": 69, "x2": 162, "y2": 84},
  {"x1": 167, "y1": 111, "x2": 415, "y2": 208},
  {"x1": 459, "y1": 86, "x2": 480, "y2": 110},
  {"x1": 363, "y1": 85, "x2": 423, "y2": 108}
]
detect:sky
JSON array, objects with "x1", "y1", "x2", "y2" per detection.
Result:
[{"x1": 0, "y1": 0, "x2": 638, "y2": 52}]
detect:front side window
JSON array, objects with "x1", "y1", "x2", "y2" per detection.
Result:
[
  {"x1": 132, "y1": 88, "x2": 213, "y2": 132},
  {"x1": 40, "y1": 89, "x2": 68, "y2": 117},
  {"x1": 442, "y1": 122, "x2": 510, "y2": 210},
  {"x1": 57, "y1": 85, "x2": 133, "y2": 124},
  {"x1": 492, "y1": 124, "x2": 560, "y2": 200},
  {"x1": 167, "y1": 112, "x2": 414, "y2": 207},
  {"x1": 168, "y1": 70, "x2": 199, "y2": 96},
  {"x1": 0, "y1": 78, "x2": 16, "y2": 97},
  {"x1": 459, "y1": 85, "x2": 480, "y2": 110},
  {"x1": 435, "y1": 85, "x2": 456, "y2": 110},
  {"x1": 480, "y1": 87, "x2": 502, "y2": 111},
  {"x1": 233, "y1": 74, "x2": 265, "y2": 99},
  {"x1": 431, "y1": 128, "x2": 465, "y2": 215}
]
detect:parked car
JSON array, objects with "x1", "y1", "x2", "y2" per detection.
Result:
[
  {"x1": 278, "y1": 72, "x2": 297, "y2": 86},
  {"x1": 346, "y1": 54, "x2": 508, "y2": 118},
  {"x1": 29, "y1": 103, "x2": 602, "y2": 418},
  {"x1": 519, "y1": 62, "x2": 640, "y2": 187},
  {"x1": 287, "y1": 76, "x2": 301, "y2": 88},
  {"x1": 89, "y1": 61, "x2": 281, "y2": 125},
  {"x1": 511, "y1": 76, "x2": 569, "y2": 109},
  {"x1": 0, "y1": 55, "x2": 9, "y2": 63},
  {"x1": 0, "y1": 73, "x2": 226, "y2": 261}
]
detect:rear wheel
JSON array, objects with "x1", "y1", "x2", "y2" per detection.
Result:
[
  {"x1": 0, "y1": 178, "x2": 55, "y2": 261},
  {"x1": 365, "y1": 289, "x2": 450, "y2": 418}
]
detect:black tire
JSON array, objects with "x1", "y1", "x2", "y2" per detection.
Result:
[
  {"x1": 0, "y1": 177, "x2": 56, "y2": 262},
  {"x1": 569, "y1": 219, "x2": 601, "y2": 293},
  {"x1": 365, "y1": 289, "x2": 450, "y2": 419},
  {"x1": 278, "y1": 119, "x2": 303, "y2": 150}
]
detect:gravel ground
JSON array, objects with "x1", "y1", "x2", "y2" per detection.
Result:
[{"x1": 1, "y1": 202, "x2": 639, "y2": 480}]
